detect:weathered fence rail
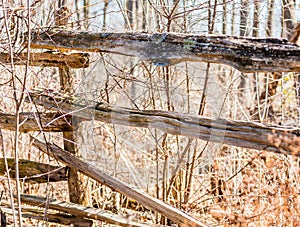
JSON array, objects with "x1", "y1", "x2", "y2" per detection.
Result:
[
  {"x1": 32, "y1": 137, "x2": 210, "y2": 227},
  {"x1": 27, "y1": 29, "x2": 300, "y2": 72},
  {"x1": 0, "y1": 52, "x2": 89, "y2": 68},
  {"x1": 0, "y1": 112, "x2": 73, "y2": 132},
  {"x1": 1, "y1": 26, "x2": 300, "y2": 226},
  {"x1": 27, "y1": 90, "x2": 300, "y2": 155}
]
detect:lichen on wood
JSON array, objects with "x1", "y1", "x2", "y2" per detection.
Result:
[{"x1": 27, "y1": 29, "x2": 300, "y2": 72}]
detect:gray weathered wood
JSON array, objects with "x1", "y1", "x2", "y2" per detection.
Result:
[
  {"x1": 1, "y1": 201, "x2": 92, "y2": 227},
  {"x1": 20, "y1": 194, "x2": 156, "y2": 227},
  {"x1": 31, "y1": 137, "x2": 210, "y2": 227},
  {"x1": 27, "y1": 29, "x2": 300, "y2": 72},
  {"x1": 28, "y1": 90, "x2": 300, "y2": 155},
  {"x1": 55, "y1": 8, "x2": 90, "y2": 206},
  {"x1": 21, "y1": 212, "x2": 93, "y2": 227}
]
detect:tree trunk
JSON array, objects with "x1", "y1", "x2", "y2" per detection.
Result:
[
  {"x1": 253, "y1": 1, "x2": 260, "y2": 37},
  {"x1": 282, "y1": 0, "x2": 295, "y2": 40}
]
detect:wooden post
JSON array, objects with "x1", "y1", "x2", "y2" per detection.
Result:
[{"x1": 55, "y1": 6, "x2": 90, "y2": 206}]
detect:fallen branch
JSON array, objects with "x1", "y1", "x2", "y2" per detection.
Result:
[
  {"x1": 31, "y1": 137, "x2": 210, "y2": 227},
  {"x1": 28, "y1": 90, "x2": 300, "y2": 155},
  {"x1": 27, "y1": 29, "x2": 300, "y2": 73}
]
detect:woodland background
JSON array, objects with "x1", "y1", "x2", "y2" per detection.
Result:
[{"x1": 0, "y1": 0, "x2": 300, "y2": 226}]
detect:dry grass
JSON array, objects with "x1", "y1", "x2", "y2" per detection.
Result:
[{"x1": 0, "y1": 1, "x2": 300, "y2": 226}]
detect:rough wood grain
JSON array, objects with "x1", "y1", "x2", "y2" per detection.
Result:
[
  {"x1": 0, "y1": 52, "x2": 89, "y2": 68},
  {"x1": 28, "y1": 91, "x2": 300, "y2": 155},
  {"x1": 31, "y1": 137, "x2": 210, "y2": 227},
  {"x1": 22, "y1": 212, "x2": 93, "y2": 227},
  {"x1": 54, "y1": 9, "x2": 90, "y2": 206},
  {"x1": 0, "y1": 158, "x2": 67, "y2": 183},
  {"x1": 1, "y1": 202, "x2": 92, "y2": 227},
  {"x1": 27, "y1": 29, "x2": 300, "y2": 72},
  {"x1": 0, "y1": 112, "x2": 73, "y2": 132},
  {"x1": 20, "y1": 194, "x2": 156, "y2": 227}
]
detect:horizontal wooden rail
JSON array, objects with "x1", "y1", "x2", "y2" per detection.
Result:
[
  {"x1": 20, "y1": 194, "x2": 156, "y2": 227},
  {"x1": 1, "y1": 201, "x2": 92, "y2": 227},
  {"x1": 0, "y1": 112, "x2": 73, "y2": 132},
  {"x1": 27, "y1": 29, "x2": 300, "y2": 72},
  {"x1": 0, "y1": 52, "x2": 89, "y2": 68},
  {"x1": 27, "y1": 90, "x2": 300, "y2": 155},
  {"x1": 0, "y1": 158, "x2": 67, "y2": 183}
]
